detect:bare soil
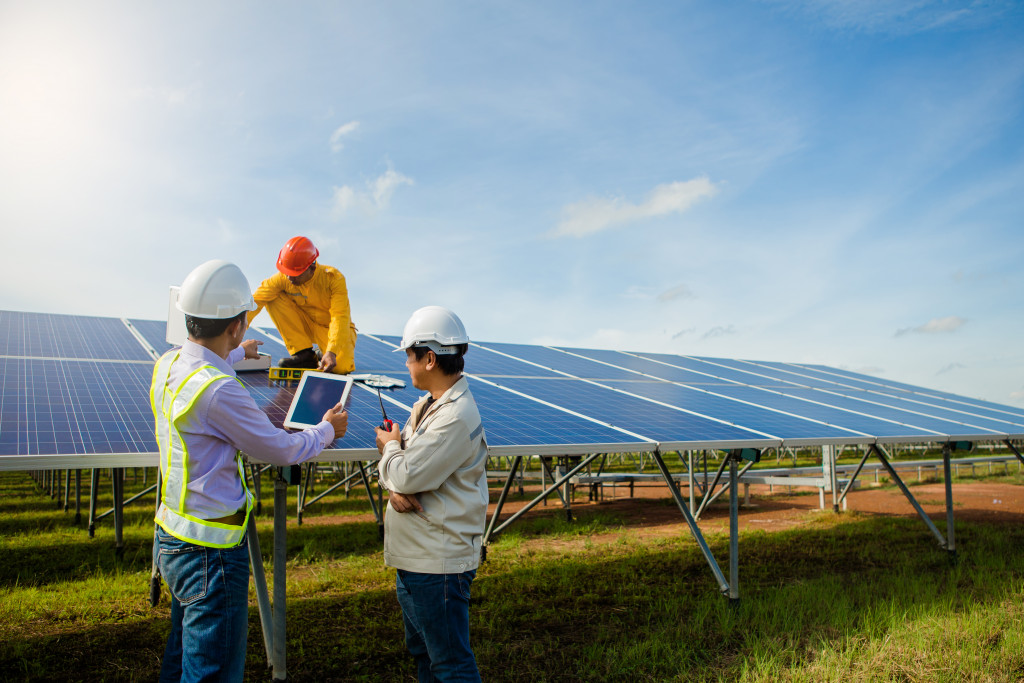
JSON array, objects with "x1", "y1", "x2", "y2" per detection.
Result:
[{"x1": 299, "y1": 477, "x2": 1024, "y2": 541}]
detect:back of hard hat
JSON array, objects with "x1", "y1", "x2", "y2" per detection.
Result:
[
  {"x1": 276, "y1": 236, "x2": 319, "y2": 277},
  {"x1": 176, "y1": 259, "x2": 257, "y2": 319},
  {"x1": 395, "y1": 306, "x2": 469, "y2": 354}
]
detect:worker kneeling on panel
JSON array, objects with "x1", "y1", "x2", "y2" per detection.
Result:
[
  {"x1": 152, "y1": 259, "x2": 348, "y2": 683},
  {"x1": 248, "y1": 235, "x2": 357, "y2": 373},
  {"x1": 375, "y1": 306, "x2": 489, "y2": 683}
]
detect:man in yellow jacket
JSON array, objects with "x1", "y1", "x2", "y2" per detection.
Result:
[{"x1": 247, "y1": 236, "x2": 357, "y2": 373}]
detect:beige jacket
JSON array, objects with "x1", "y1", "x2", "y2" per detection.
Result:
[{"x1": 378, "y1": 376, "x2": 488, "y2": 574}]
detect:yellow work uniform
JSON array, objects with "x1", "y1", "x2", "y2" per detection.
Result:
[{"x1": 248, "y1": 264, "x2": 357, "y2": 373}]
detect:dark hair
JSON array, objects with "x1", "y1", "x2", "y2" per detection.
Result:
[
  {"x1": 185, "y1": 311, "x2": 246, "y2": 340},
  {"x1": 411, "y1": 343, "x2": 467, "y2": 376}
]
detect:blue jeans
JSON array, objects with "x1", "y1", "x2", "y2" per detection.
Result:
[
  {"x1": 396, "y1": 569, "x2": 481, "y2": 683},
  {"x1": 155, "y1": 527, "x2": 250, "y2": 683}
]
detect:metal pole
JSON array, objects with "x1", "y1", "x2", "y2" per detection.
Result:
[
  {"x1": 88, "y1": 469, "x2": 99, "y2": 537},
  {"x1": 651, "y1": 450, "x2": 729, "y2": 595},
  {"x1": 273, "y1": 475, "x2": 287, "y2": 681},
  {"x1": 113, "y1": 468, "x2": 125, "y2": 557},
  {"x1": 1005, "y1": 440, "x2": 1024, "y2": 466},
  {"x1": 838, "y1": 448, "x2": 872, "y2": 506},
  {"x1": 489, "y1": 453, "x2": 603, "y2": 539},
  {"x1": 63, "y1": 469, "x2": 71, "y2": 511},
  {"x1": 74, "y1": 469, "x2": 82, "y2": 524},
  {"x1": 943, "y1": 445, "x2": 956, "y2": 558},
  {"x1": 729, "y1": 456, "x2": 739, "y2": 603},
  {"x1": 483, "y1": 455, "x2": 523, "y2": 551},
  {"x1": 695, "y1": 454, "x2": 730, "y2": 519},
  {"x1": 873, "y1": 445, "x2": 946, "y2": 547},
  {"x1": 688, "y1": 450, "x2": 695, "y2": 515},
  {"x1": 247, "y1": 514, "x2": 274, "y2": 668}
]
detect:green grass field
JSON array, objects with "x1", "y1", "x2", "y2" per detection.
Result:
[{"x1": 1, "y1": 467, "x2": 1022, "y2": 682}]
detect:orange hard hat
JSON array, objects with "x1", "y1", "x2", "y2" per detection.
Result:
[{"x1": 276, "y1": 236, "x2": 319, "y2": 277}]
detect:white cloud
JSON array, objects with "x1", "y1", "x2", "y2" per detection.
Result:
[
  {"x1": 672, "y1": 327, "x2": 696, "y2": 340},
  {"x1": 702, "y1": 325, "x2": 737, "y2": 340},
  {"x1": 329, "y1": 120, "x2": 360, "y2": 152},
  {"x1": 658, "y1": 284, "x2": 694, "y2": 303},
  {"x1": 936, "y1": 362, "x2": 966, "y2": 375},
  {"x1": 552, "y1": 177, "x2": 719, "y2": 238},
  {"x1": 331, "y1": 165, "x2": 414, "y2": 217},
  {"x1": 895, "y1": 316, "x2": 967, "y2": 337}
]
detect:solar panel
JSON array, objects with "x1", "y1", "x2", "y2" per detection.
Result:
[
  {"x1": 0, "y1": 310, "x2": 152, "y2": 361},
  {"x1": 0, "y1": 357, "x2": 156, "y2": 456},
  {"x1": 4, "y1": 310, "x2": 1023, "y2": 465}
]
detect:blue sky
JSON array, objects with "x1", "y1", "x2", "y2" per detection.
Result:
[{"x1": 1, "y1": 0, "x2": 1022, "y2": 405}]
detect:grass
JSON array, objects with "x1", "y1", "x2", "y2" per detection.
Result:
[{"x1": 0, "y1": 467, "x2": 1022, "y2": 682}]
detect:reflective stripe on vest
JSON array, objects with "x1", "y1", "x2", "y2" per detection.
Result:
[{"x1": 151, "y1": 350, "x2": 253, "y2": 548}]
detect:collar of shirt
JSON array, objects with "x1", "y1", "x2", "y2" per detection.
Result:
[{"x1": 180, "y1": 339, "x2": 238, "y2": 377}]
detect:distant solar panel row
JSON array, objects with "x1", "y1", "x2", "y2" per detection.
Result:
[{"x1": 2, "y1": 310, "x2": 1022, "y2": 464}]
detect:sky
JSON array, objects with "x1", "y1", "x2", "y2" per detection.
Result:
[{"x1": 1, "y1": 0, "x2": 1022, "y2": 405}]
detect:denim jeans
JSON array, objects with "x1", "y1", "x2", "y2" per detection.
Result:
[
  {"x1": 396, "y1": 569, "x2": 481, "y2": 683},
  {"x1": 155, "y1": 527, "x2": 250, "y2": 683}
]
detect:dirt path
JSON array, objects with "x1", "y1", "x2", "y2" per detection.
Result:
[{"x1": 298, "y1": 479, "x2": 1024, "y2": 538}]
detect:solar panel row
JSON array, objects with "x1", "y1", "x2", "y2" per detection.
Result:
[{"x1": 2, "y1": 310, "x2": 1021, "y2": 466}]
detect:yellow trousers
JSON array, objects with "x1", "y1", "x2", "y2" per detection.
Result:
[{"x1": 263, "y1": 296, "x2": 356, "y2": 374}]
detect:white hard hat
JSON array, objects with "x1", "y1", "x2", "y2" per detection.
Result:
[
  {"x1": 395, "y1": 306, "x2": 469, "y2": 355},
  {"x1": 176, "y1": 259, "x2": 257, "y2": 319}
]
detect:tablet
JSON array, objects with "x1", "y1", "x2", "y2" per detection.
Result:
[{"x1": 283, "y1": 372, "x2": 353, "y2": 430}]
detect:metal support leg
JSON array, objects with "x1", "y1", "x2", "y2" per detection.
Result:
[
  {"x1": 488, "y1": 453, "x2": 603, "y2": 540},
  {"x1": 74, "y1": 469, "x2": 82, "y2": 524},
  {"x1": 688, "y1": 450, "x2": 695, "y2": 515},
  {"x1": 838, "y1": 448, "x2": 871, "y2": 506},
  {"x1": 483, "y1": 455, "x2": 523, "y2": 556},
  {"x1": 273, "y1": 475, "x2": 287, "y2": 681},
  {"x1": 247, "y1": 514, "x2": 274, "y2": 669},
  {"x1": 1005, "y1": 440, "x2": 1024, "y2": 467},
  {"x1": 113, "y1": 468, "x2": 125, "y2": 557},
  {"x1": 729, "y1": 457, "x2": 739, "y2": 604},
  {"x1": 64, "y1": 469, "x2": 71, "y2": 511},
  {"x1": 356, "y1": 462, "x2": 383, "y2": 541},
  {"x1": 943, "y1": 445, "x2": 956, "y2": 560},
  {"x1": 651, "y1": 450, "x2": 729, "y2": 595},
  {"x1": 873, "y1": 445, "x2": 947, "y2": 548},
  {"x1": 88, "y1": 469, "x2": 99, "y2": 537}
]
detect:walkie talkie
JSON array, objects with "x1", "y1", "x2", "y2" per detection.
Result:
[{"x1": 377, "y1": 387, "x2": 395, "y2": 431}]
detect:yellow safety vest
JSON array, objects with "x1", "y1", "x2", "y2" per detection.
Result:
[{"x1": 150, "y1": 350, "x2": 253, "y2": 548}]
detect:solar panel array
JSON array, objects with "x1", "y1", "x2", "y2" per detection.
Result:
[{"x1": 3, "y1": 309, "x2": 1024, "y2": 468}]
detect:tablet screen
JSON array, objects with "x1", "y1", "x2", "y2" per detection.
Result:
[{"x1": 282, "y1": 372, "x2": 353, "y2": 430}]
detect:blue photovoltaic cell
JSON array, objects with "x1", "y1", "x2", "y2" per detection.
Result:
[
  {"x1": 558, "y1": 347, "x2": 732, "y2": 386},
  {"x1": 790, "y1": 363, "x2": 1024, "y2": 423},
  {"x1": 598, "y1": 380, "x2": 860, "y2": 441},
  {"x1": 709, "y1": 384, "x2": 939, "y2": 439},
  {"x1": 777, "y1": 387, "x2": 1003, "y2": 439},
  {"x1": 814, "y1": 386, "x2": 1024, "y2": 436},
  {"x1": 356, "y1": 335, "x2": 414, "y2": 375},
  {"x1": 685, "y1": 357, "x2": 848, "y2": 391},
  {"x1": 464, "y1": 378, "x2": 646, "y2": 447},
  {"x1": 127, "y1": 318, "x2": 173, "y2": 355},
  {"x1": 1, "y1": 310, "x2": 152, "y2": 361},
  {"x1": 632, "y1": 352, "x2": 797, "y2": 387},
  {"x1": 474, "y1": 341, "x2": 638, "y2": 379},
  {"x1": 5, "y1": 310, "x2": 1024, "y2": 460},
  {"x1": 375, "y1": 335, "x2": 565, "y2": 378},
  {"x1": 0, "y1": 358, "x2": 156, "y2": 455},
  {"x1": 488, "y1": 376, "x2": 770, "y2": 444}
]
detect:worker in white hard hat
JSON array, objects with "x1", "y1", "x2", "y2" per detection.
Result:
[
  {"x1": 374, "y1": 305, "x2": 488, "y2": 683},
  {"x1": 247, "y1": 235, "x2": 357, "y2": 374},
  {"x1": 152, "y1": 259, "x2": 349, "y2": 683}
]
